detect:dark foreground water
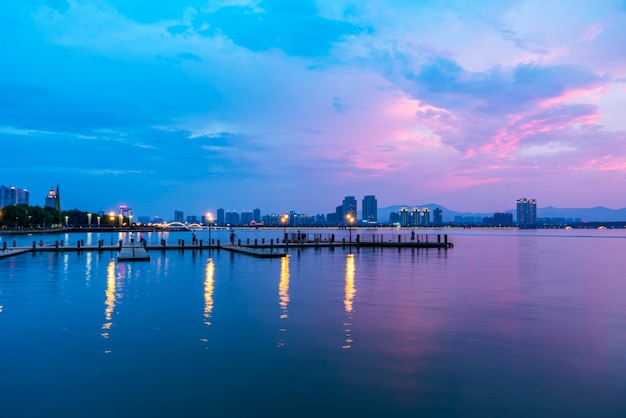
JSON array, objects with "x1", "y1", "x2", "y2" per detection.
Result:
[{"x1": 1, "y1": 230, "x2": 626, "y2": 417}]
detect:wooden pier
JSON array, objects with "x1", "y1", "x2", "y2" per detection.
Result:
[{"x1": 0, "y1": 233, "x2": 453, "y2": 260}]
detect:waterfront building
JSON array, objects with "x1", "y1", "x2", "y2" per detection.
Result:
[
  {"x1": 217, "y1": 208, "x2": 225, "y2": 225},
  {"x1": 225, "y1": 210, "x2": 240, "y2": 225},
  {"x1": 253, "y1": 208, "x2": 261, "y2": 223},
  {"x1": 335, "y1": 205, "x2": 344, "y2": 225},
  {"x1": 517, "y1": 198, "x2": 537, "y2": 227},
  {"x1": 342, "y1": 196, "x2": 357, "y2": 224},
  {"x1": 119, "y1": 205, "x2": 133, "y2": 219},
  {"x1": 494, "y1": 212, "x2": 513, "y2": 226},
  {"x1": 483, "y1": 212, "x2": 514, "y2": 226},
  {"x1": 398, "y1": 207, "x2": 410, "y2": 226},
  {"x1": 362, "y1": 195, "x2": 378, "y2": 223},
  {"x1": 0, "y1": 185, "x2": 30, "y2": 208},
  {"x1": 315, "y1": 214, "x2": 326, "y2": 225},
  {"x1": 44, "y1": 185, "x2": 60, "y2": 211},
  {"x1": 186, "y1": 215, "x2": 198, "y2": 224},
  {"x1": 419, "y1": 208, "x2": 431, "y2": 226},
  {"x1": 433, "y1": 208, "x2": 443, "y2": 226},
  {"x1": 174, "y1": 210, "x2": 184, "y2": 223},
  {"x1": 241, "y1": 210, "x2": 253, "y2": 226},
  {"x1": 262, "y1": 213, "x2": 281, "y2": 226},
  {"x1": 291, "y1": 213, "x2": 315, "y2": 226}
]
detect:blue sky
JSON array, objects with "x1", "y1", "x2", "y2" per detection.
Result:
[{"x1": 2, "y1": 0, "x2": 626, "y2": 218}]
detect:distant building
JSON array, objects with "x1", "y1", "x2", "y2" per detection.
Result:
[
  {"x1": 44, "y1": 185, "x2": 60, "y2": 211},
  {"x1": 362, "y1": 195, "x2": 378, "y2": 223},
  {"x1": 138, "y1": 216, "x2": 150, "y2": 224},
  {"x1": 0, "y1": 185, "x2": 30, "y2": 208},
  {"x1": 186, "y1": 215, "x2": 198, "y2": 224},
  {"x1": 253, "y1": 208, "x2": 261, "y2": 223},
  {"x1": 241, "y1": 210, "x2": 253, "y2": 225},
  {"x1": 225, "y1": 211, "x2": 240, "y2": 225},
  {"x1": 494, "y1": 212, "x2": 513, "y2": 226},
  {"x1": 174, "y1": 210, "x2": 184, "y2": 223},
  {"x1": 483, "y1": 212, "x2": 513, "y2": 226},
  {"x1": 119, "y1": 205, "x2": 132, "y2": 219},
  {"x1": 433, "y1": 208, "x2": 443, "y2": 226},
  {"x1": 342, "y1": 196, "x2": 357, "y2": 224},
  {"x1": 419, "y1": 208, "x2": 431, "y2": 226},
  {"x1": 335, "y1": 205, "x2": 344, "y2": 225},
  {"x1": 516, "y1": 198, "x2": 537, "y2": 227},
  {"x1": 217, "y1": 208, "x2": 225, "y2": 225},
  {"x1": 262, "y1": 214, "x2": 281, "y2": 226}
]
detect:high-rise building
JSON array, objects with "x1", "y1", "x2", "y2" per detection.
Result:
[
  {"x1": 241, "y1": 210, "x2": 253, "y2": 225},
  {"x1": 516, "y1": 198, "x2": 537, "y2": 227},
  {"x1": 0, "y1": 185, "x2": 29, "y2": 208},
  {"x1": 45, "y1": 188, "x2": 58, "y2": 209},
  {"x1": 433, "y1": 208, "x2": 443, "y2": 226},
  {"x1": 174, "y1": 210, "x2": 184, "y2": 223},
  {"x1": 119, "y1": 205, "x2": 132, "y2": 219},
  {"x1": 253, "y1": 208, "x2": 261, "y2": 223},
  {"x1": 398, "y1": 207, "x2": 410, "y2": 226},
  {"x1": 225, "y1": 211, "x2": 240, "y2": 225},
  {"x1": 342, "y1": 196, "x2": 357, "y2": 224},
  {"x1": 362, "y1": 195, "x2": 377, "y2": 223},
  {"x1": 217, "y1": 208, "x2": 225, "y2": 225},
  {"x1": 419, "y1": 208, "x2": 431, "y2": 226}
]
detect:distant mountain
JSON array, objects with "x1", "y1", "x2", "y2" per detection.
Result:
[
  {"x1": 375, "y1": 204, "x2": 626, "y2": 223},
  {"x1": 538, "y1": 206, "x2": 626, "y2": 222}
]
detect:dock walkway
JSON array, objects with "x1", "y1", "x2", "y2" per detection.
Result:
[
  {"x1": 0, "y1": 233, "x2": 453, "y2": 260},
  {"x1": 118, "y1": 243, "x2": 151, "y2": 261}
]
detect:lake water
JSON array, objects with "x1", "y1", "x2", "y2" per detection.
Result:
[{"x1": 1, "y1": 229, "x2": 626, "y2": 417}]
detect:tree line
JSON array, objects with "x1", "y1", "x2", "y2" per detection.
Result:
[{"x1": 0, "y1": 205, "x2": 126, "y2": 228}]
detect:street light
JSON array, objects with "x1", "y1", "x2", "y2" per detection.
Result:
[
  {"x1": 281, "y1": 214, "x2": 289, "y2": 243},
  {"x1": 206, "y1": 212, "x2": 214, "y2": 248},
  {"x1": 346, "y1": 213, "x2": 355, "y2": 243}
]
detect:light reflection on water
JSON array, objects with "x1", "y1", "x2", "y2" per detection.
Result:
[
  {"x1": 343, "y1": 253, "x2": 356, "y2": 349},
  {"x1": 278, "y1": 255, "x2": 290, "y2": 348},
  {"x1": 203, "y1": 258, "x2": 214, "y2": 326},
  {"x1": 1, "y1": 231, "x2": 626, "y2": 417},
  {"x1": 101, "y1": 260, "x2": 116, "y2": 340}
]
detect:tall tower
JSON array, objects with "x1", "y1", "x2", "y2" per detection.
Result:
[
  {"x1": 362, "y1": 195, "x2": 378, "y2": 223},
  {"x1": 342, "y1": 196, "x2": 357, "y2": 224},
  {"x1": 55, "y1": 184, "x2": 61, "y2": 212},
  {"x1": 516, "y1": 198, "x2": 537, "y2": 227}
]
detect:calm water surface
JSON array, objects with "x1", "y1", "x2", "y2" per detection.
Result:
[{"x1": 1, "y1": 229, "x2": 626, "y2": 417}]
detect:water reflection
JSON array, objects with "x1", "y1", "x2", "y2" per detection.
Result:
[
  {"x1": 343, "y1": 253, "x2": 356, "y2": 349},
  {"x1": 278, "y1": 256, "x2": 290, "y2": 348},
  {"x1": 102, "y1": 260, "x2": 116, "y2": 340},
  {"x1": 204, "y1": 258, "x2": 215, "y2": 326},
  {"x1": 85, "y1": 252, "x2": 93, "y2": 284}
]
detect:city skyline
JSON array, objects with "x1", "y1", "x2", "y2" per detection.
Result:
[{"x1": 2, "y1": 1, "x2": 626, "y2": 216}]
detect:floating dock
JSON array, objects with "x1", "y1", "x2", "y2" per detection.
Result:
[{"x1": 117, "y1": 243, "x2": 151, "y2": 261}]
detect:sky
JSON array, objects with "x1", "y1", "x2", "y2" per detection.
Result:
[{"x1": 2, "y1": 0, "x2": 626, "y2": 218}]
